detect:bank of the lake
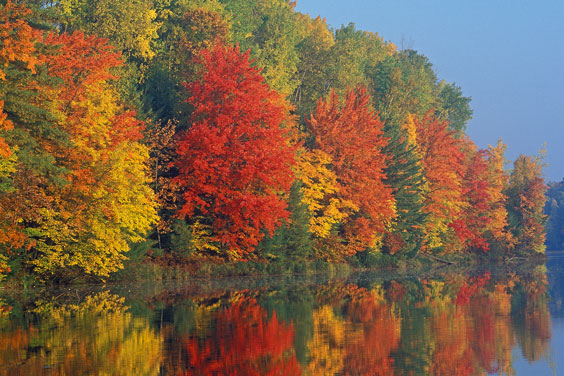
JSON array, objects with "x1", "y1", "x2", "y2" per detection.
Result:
[{"x1": 2, "y1": 250, "x2": 546, "y2": 291}]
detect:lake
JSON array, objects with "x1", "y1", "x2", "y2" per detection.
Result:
[{"x1": 1, "y1": 255, "x2": 563, "y2": 375}]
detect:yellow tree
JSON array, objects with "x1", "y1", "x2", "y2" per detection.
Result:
[
  {"x1": 28, "y1": 31, "x2": 157, "y2": 279},
  {"x1": 296, "y1": 149, "x2": 357, "y2": 238},
  {"x1": 484, "y1": 140, "x2": 514, "y2": 251}
]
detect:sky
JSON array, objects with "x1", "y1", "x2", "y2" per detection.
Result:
[{"x1": 295, "y1": 0, "x2": 564, "y2": 182}]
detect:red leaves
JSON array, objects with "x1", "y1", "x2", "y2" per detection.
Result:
[
  {"x1": 183, "y1": 299, "x2": 301, "y2": 376},
  {"x1": 454, "y1": 142, "x2": 493, "y2": 252},
  {"x1": 455, "y1": 272, "x2": 491, "y2": 306},
  {"x1": 175, "y1": 43, "x2": 296, "y2": 257}
]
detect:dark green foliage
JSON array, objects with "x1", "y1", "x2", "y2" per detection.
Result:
[
  {"x1": 381, "y1": 121, "x2": 427, "y2": 257},
  {"x1": 437, "y1": 82, "x2": 473, "y2": 134},
  {"x1": 257, "y1": 182, "x2": 313, "y2": 264},
  {"x1": 143, "y1": 63, "x2": 178, "y2": 123},
  {"x1": 545, "y1": 180, "x2": 564, "y2": 250},
  {"x1": 127, "y1": 239, "x2": 157, "y2": 263},
  {"x1": 0, "y1": 53, "x2": 69, "y2": 186},
  {"x1": 169, "y1": 220, "x2": 194, "y2": 257}
]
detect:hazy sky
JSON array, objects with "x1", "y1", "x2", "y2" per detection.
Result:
[{"x1": 295, "y1": 0, "x2": 564, "y2": 182}]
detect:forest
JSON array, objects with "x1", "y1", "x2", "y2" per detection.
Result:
[{"x1": 0, "y1": 0, "x2": 548, "y2": 283}]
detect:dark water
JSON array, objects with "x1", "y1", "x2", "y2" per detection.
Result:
[{"x1": 1, "y1": 257, "x2": 563, "y2": 375}]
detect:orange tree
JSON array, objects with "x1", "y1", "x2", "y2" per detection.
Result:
[{"x1": 307, "y1": 86, "x2": 394, "y2": 256}]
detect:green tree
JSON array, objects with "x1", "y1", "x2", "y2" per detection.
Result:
[
  {"x1": 222, "y1": 0, "x2": 300, "y2": 98},
  {"x1": 437, "y1": 82, "x2": 473, "y2": 133},
  {"x1": 545, "y1": 180, "x2": 564, "y2": 250}
]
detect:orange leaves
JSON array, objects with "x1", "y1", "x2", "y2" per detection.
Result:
[
  {"x1": 307, "y1": 86, "x2": 394, "y2": 251},
  {"x1": 456, "y1": 140, "x2": 493, "y2": 251},
  {"x1": 405, "y1": 112, "x2": 464, "y2": 250},
  {"x1": 415, "y1": 112, "x2": 465, "y2": 218},
  {"x1": 44, "y1": 31, "x2": 122, "y2": 103},
  {"x1": 0, "y1": 1, "x2": 41, "y2": 80},
  {"x1": 0, "y1": 7, "x2": 157, "y2": 278},
  {"x1": 0, "y1": 100, "x2": 12, "y2": 158},
  {"x1": 506, "y1": 154, "x2": 547, "y2": 253},
  {"x1": 484, "y1": 141, "x2": 513, "y2": 247},
  {"x1": 175, "y1": 43, "x2": 296, "y2": 257}
]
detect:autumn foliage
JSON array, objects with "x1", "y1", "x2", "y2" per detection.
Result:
[
  {"x1": 182, "y1": 299, "x2": 301, "y2": 375},
  {"x1": 307, "y1": 87, "x2": 395, "y2": 256},
  {"x1": 174, "y1": 42, "x2": 295, "y2": 258},
  {"x1": 0, "y1": 1, "x2": 548, "y2": 281},
  {"x1": 0, "y1": 3, "x2": 156, "y2": 280}
]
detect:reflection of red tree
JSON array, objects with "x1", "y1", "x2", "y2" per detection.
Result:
[
  {"x1": 183, "y1": 298, "x2": 301, "y2": 375},
  {"x1": 386, "y1": 281, "x2": 406, "y2": 303},
  {"x1": 431, "y1": 273, "x2": 503, "y2": 376},
  {"x1": 455, "y1": 273, "x2": 490, "y2": 306},
  {"x1": 344, "y1": 292, "x2": 400, "y2": 376}
]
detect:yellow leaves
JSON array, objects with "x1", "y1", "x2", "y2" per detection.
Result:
[
  {"x1": 192, "y1": 219, "x2": 220, "y2": 254},
  {"x1": 29, "y1": 59, "x2": 157, "y2": 278},
  {"x1": 58, "y1": 0, "x2": 160, "y2": 62},
  {"x1": 137, "y1": 9, "x2": 160, "y2": 60},
  {"x1": 296, "y1": 14, "x2": 334, "y2": 53},
  {"x1": 0, "y1": 254, "x2": 9, "y2": 281},
  {"x1": 307, "y1": 305, "x2": 347, "y2": 376},
  {"x1": 403, "y1": 113, "x2": 418, "y2": 151},
  {"x1": 424, "y1": 280, "x2": 453, "y2": 310},
  {"x1": 32, "y1": 291, "x2": 127, "y2": 320},
  {"x1": 296, "y1": 148, "x2": 357, "y2": 238},
  {"x1": 29, "y1": 292, "x2": 162, "y2": 375},
  {"x1": 0, "y1": 143, "x2": 16, "y2": 184}
]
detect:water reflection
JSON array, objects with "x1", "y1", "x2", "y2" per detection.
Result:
[
  {"x1": 0, "y1": 265, "x2": 555, "y2": 375},
  {"x1": 0, "y1": 291, "x2": 161, "y2": 375}
]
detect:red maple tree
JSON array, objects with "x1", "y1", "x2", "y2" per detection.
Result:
[{"x1": 174, "y1": 43, "x2": 296, "y2": 257}]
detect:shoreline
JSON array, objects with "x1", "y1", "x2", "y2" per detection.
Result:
[{"x1": 0, "y1": 252, "x2": 547, "y2": 293}]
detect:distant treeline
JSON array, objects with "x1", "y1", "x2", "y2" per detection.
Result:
[{"x1": 0, "y1": 0, "x2": 547, "y2": 282}]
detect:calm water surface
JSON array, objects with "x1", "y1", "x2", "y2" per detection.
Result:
[{"x1": 1, "y1": 256, "x2": 564, "y2": 375}]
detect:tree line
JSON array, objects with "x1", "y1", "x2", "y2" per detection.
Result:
[{"x1": 0, "y1": 0, "x2": 547, "y2": 281}]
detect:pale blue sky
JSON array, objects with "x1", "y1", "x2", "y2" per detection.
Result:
[{"x1": 295, "y1": 0, "x2": 564, "y2": 181}]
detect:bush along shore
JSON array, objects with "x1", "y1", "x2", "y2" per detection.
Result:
[{"x1": 0, "y1": 1, "x2": 547, "y2": 286}]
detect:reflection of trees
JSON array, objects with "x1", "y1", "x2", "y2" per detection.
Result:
[
  {"x1": 0, "y1": 268, "x2": 553, "y2": 375},
  {"x1": 178, "y1": 297, "x2": 301, "y2": 375},
  {"x1": 0, "y1": 291, "x2": 161, "y2": 375},
  {"x1": 307, "y1": 305, "x2": 347, "y2": 375},
  {"x1": 344, "y1": 292, "x2": 401, "y2": 376},
  {"x1": 512, "y1": 269, "x2": 551, "y2": 362},
  {"x1": 366, "y1": 271, "x2": 549, "y2": 376},
  {"x1": 306, "y1": 284, "x2": 401, "y2": 376}
]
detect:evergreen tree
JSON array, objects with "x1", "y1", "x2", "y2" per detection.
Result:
[{"x1": 380, "y1": 121, "x2": 427, "y2": 257}]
